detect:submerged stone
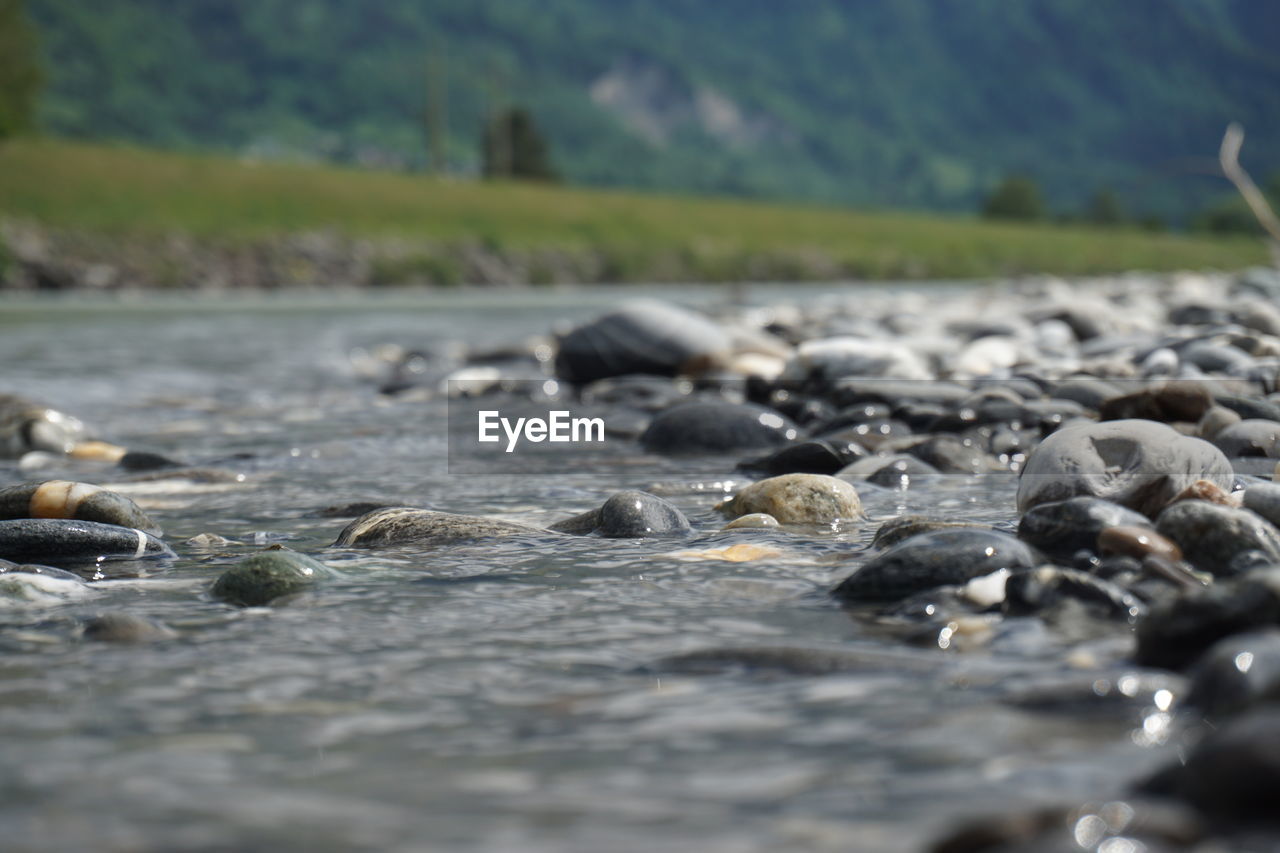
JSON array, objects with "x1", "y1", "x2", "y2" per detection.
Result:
[
  {"x1": 832, "y1": 529, "x2": 1039, "y2": 603},
  {"x1": 1017, "y1": 496, "x2": 1151, "y2": 559},
  {"x1": 640, "y1": 400, "x2": 798, "y2": 454},
  {"x1": 0, "y1": 518, "x2": 173, "y2": 566},
  {"x1": 548, "y1": 490, "x2": 691, "y2": 538},
  {"x1": 716, "y1": 473, "x2": 862, "y2": 526},
  {"x1": 0, "y1": 570, "x2": 92, "y2": 606},
  {"x1": 333, "y1": 507, "x2": 549, "y2": 548},
  {"x1": 211, "y1": 547, "x2": 335, "y2": 607},
  {"x1": 1016, "y1": 419, "x2": 1233, "y2": 517},
  {"x1": 1003, "y1": 566, "x2": 1146, "y2": 622},
  {"x1": 82, "y1": 611, "x2": 177, "y2": 643},
  {"x1": 0, "y1": 480, "x2": 162, "y2": 537}
]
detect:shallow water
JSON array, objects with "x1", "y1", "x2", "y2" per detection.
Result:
[{"x1": 0, "y1": 286, "x2": 1178, "y2": 852}]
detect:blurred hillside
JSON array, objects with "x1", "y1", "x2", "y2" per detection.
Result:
[{"x1": 23, "y1": 0, "x2": 1280, "y2": 223}]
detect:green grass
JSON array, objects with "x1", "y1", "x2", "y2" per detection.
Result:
[{"x1": 0, "y1": 138, "x2": 1268, "y2": 280}]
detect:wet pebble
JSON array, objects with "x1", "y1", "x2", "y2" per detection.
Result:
[
  {"x1": 1003, "y1": 565, "x2": 1146, "y2": 622},
  {"x1": 0, "y1": 394, "x2": 90, "y2": 457},
  {"x1": 832, "y1": 529, "x2": 1039, "y2": 603},
  {"x1": 0, "y1": 570, "x2": 91, "y2": 606},
  {"x1": 333, "y1": 507, "x2": 551, "y2": 548},
  {"x1": 0, "y1": 518, "x2": 173, "y2": 566},
  {"x1": 211, "y1": 547, "x2": 336, "y2": 607},
  {"x1": 0, "y1": 480, "x2": 162, "y2": 537},
  {"x1": 716, "y1": 473, "x2": 862, "y2": 526},
  {"x1": 548, "y1": 490, "x2": 691, "y2": 537},
  {"x1": 720, "y1": 513, "x2": 780, "y2": 531},
  {"x1": 554, "y1": 300, "x2": 731, "y2": 383},
  {"x1": 639, "y1": 400, "x2": 798, "y2": 454},
  {"x1": 1139, "y1": 708, "x2": 1280, "y2": 824},
  {"x1": 737, "y1": 439, "x2": 858, "y2": 476},
  {"x1": 1134, "y1": 568, "x2": 1280, "y2": 670},
  {"x1": 872, "y1": 516, "x2": 992, "y2": 549},
  {"x1": 1016, "y1": 418, "x2": 1233, "y2": 517},
  {"x1": 1185, "y1": 629, "x2": 1280, "y2": 720},
  {"x1": 1155, "y1": 501, "x2": 1280, "y2": 576},
  {"x1": 838, "y1": 454, "x2": 940, "y2": 489},
  {"x1": 1017, "y1": 496, "x2": 1151, "y2": 559},
  {"x1": 82, "y1": 611, "x2": 177, "y2": 643}
]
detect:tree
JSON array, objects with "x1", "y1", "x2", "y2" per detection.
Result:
[
  {"x1": 980, "y1": 175, "x2": 1044, "y2": 221},
  {"x1": 481, "y1": 107, "x2": 557, "y2": 181},
  {"x1": 1085, "y1": 187, "x2": 1125, "y2": 226},
  {"x1": 0, "y1": 0, "x2": 42, "y2": 141}
]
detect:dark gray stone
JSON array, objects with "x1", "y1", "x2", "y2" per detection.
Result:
[
  {"x1": 0, "y1": 518, "x2": 173, "y2": 565},
  {"x1": 1186, "y1": 629, "x2": 1280, "y2": 719},
  {"x1": 1156, "y1": 501, "x2": 1280, "y2": 576},
  {"x1": 1003, "y1": 566, "x2": 1146, "y2": 622},
  {"x1": 549, "y1": 490, "x2": 691, "y2": 538},
  {"x1": 1134, "y1": 569, "x2": 1280, "y2": 670},
  {"x1": 1017, "y1": 496, "x2": 1152, "y2": 559},
  {"x1": 1213, "y1": 419, "x2": 1280, "y2": 457},
  {"x1": 639, "y1": 400, "x2": 797, "y2": 454},
  {"x1": 832, "y1": 529, "x2": 1040, "y2": 603},
  {"x1": 554, "y1": 300, "x2": 731, "y2": 383}
]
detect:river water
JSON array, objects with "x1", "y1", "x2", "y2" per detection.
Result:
[{"x1": 0, "y1": 286, "x2": 1177, "y2": 852}]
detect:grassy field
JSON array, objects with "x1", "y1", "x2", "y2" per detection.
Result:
[{"x1": 0, "y1": 138, "x2": 1268, "y2": 282}]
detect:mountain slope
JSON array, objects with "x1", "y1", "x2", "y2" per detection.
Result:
[{"x1": 24, "y1": 0, "x2": 1280, "y2": 221}]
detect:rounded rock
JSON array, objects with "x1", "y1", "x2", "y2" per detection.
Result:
[
  {"x1": 1134, "y1": 568, "x2": 1280, "y2": 670},
  {"x1": 0, "y1": 518, "x2": 173, "y2": 566},
  {"x1": 333, "y1": 507, "x2": 550, "y2": 548},
  {"x1": 833, "y1": 529, "x2": 1040, "y2": 603},
  {"x1": 548, "y1": 490, "x2": 691, "y2": 538},
  {"x1": 0, "y1": 394, "x2": 90, "y2": 457},
  {"x1": 721, "y1": 513, "x2": 780, "y2": 531},
  {"x1": 640, "y1": 400, "x2": 798, "y2": 455},
  {"x1": 82, "y1": 611, "x2": 177, "y2": 643},
  {"x1": 0, "y1": 481, "x2": 162, "y2": 537},
  {"x1": 554, "y1": 300, "x2": 731, "y2": 383},
  {"x1": 1213, "y1": 418, "x2": 1280, "y2": 458},
  {"x1": 1017, "y1": 496, "x2": 1151, "y2": 559},
  {"x1": 211, "y1": 547, "x2": 335, "y2": 607},
  {"x1": 1155, "y1": 501, "x2": 1280, "y2": 576},
  {"x1": 716, "y1": 474, "x2": 862, "y2": 526},
  {"x1": 1185, "y1": 629, "x2": 1280, "y2": 719},
  {"x1": 1016, "y1": 419, "x2": 1233, "y2": 517}
]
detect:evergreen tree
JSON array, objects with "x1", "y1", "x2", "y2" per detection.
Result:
[
  {"x1": 980, "y1": 175, "x2": 1045, "y2": 221},
  {"x1": 481, "y1": 107, "x2": 556, "y2": 181},
  {"x1": 1085, "y1": 187, "x2": 1125, "y2": 225},
  {"x1": 0, "y1": 0, "x2": 42, "y2": 140}
]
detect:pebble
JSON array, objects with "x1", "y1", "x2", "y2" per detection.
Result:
[
  {"x1": 1243, "y1": 482, "x2": 1280, "y2": 528},
  {"x1": 720, "y1": 513, "x2": 780, "y2": 531},
  {"x1": 872, "y1": 517, "x2": 992, "y2": 550},
  {"x1": 1155, "y1": 501, "x2": 1280, "y2": 575},
  {"x1": 1097, "y1": 380, "x2": 1213, "y2": 423},
  {"x1": 639, "y1": 400, "x2": 798, "y2": 454},
  {"x1": 1003, "y1": 566, "x2": 1146, "y2": 622},
  {"x1": 838, "y1": 454, "x2": 940, "y2": 489},
  {"x1": 82, "y1": 611, "x2": 177, "y2": 643},
  {"x1": 1134, "y1": 568, "x2": 1280, "y2": 670},
  {"x1": 0, "y1": 518, "x2": 173, "y2": 566},
  {"x1": 737, "y1": 439, "x2": 855, "y2": 476},
  {"x1": 0, "y1": 394, "x2": 90, "y2": 457},
  {"x1": 715, "y1": 473, "x2": 863, "y2": 526},
  {"x1": 0, "y1": 570, "x2": 92, "y2": 606},
  {"x1": 1213, "y1": 418, "x2": 1280, "y2": 457},
  {"x1": 832, "y1": 529, "x2": 1039, "y2": 603},
  {"x1": 1017, "y1": 496, "x2": 1151, "y2": 559},
  {"x1": 1139, "y1": 708, "x2": 1280, "y2": 823},
  {"x1": 333, "y1": 507, "x2": 551, "y2": 548},
  {"x1": 1096, "y1": 525, "x2": 1183, "y2": 563},
  {"x1": 554, "y1": 300, "x2": 731, "y2": 383},
  {"x1": 1185, "y1": 629, "x2": 1280, "y2": 720},
  {"x1": 211, "y1": 546, "x2": 335, "y2": 607},
  {"x1": 547, "y1": 490, "x2": 691, "y2": 537},
  {"x1": 1015, "y1": 418, "x2": 1234, "y2": 517},
  {"x1": 0, "y1": 480, "x2": 163, "y2": 537}
]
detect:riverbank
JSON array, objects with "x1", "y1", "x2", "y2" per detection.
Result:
[{"x1": 0, "y1": 140, "x2": 1268, "y2": 288}]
